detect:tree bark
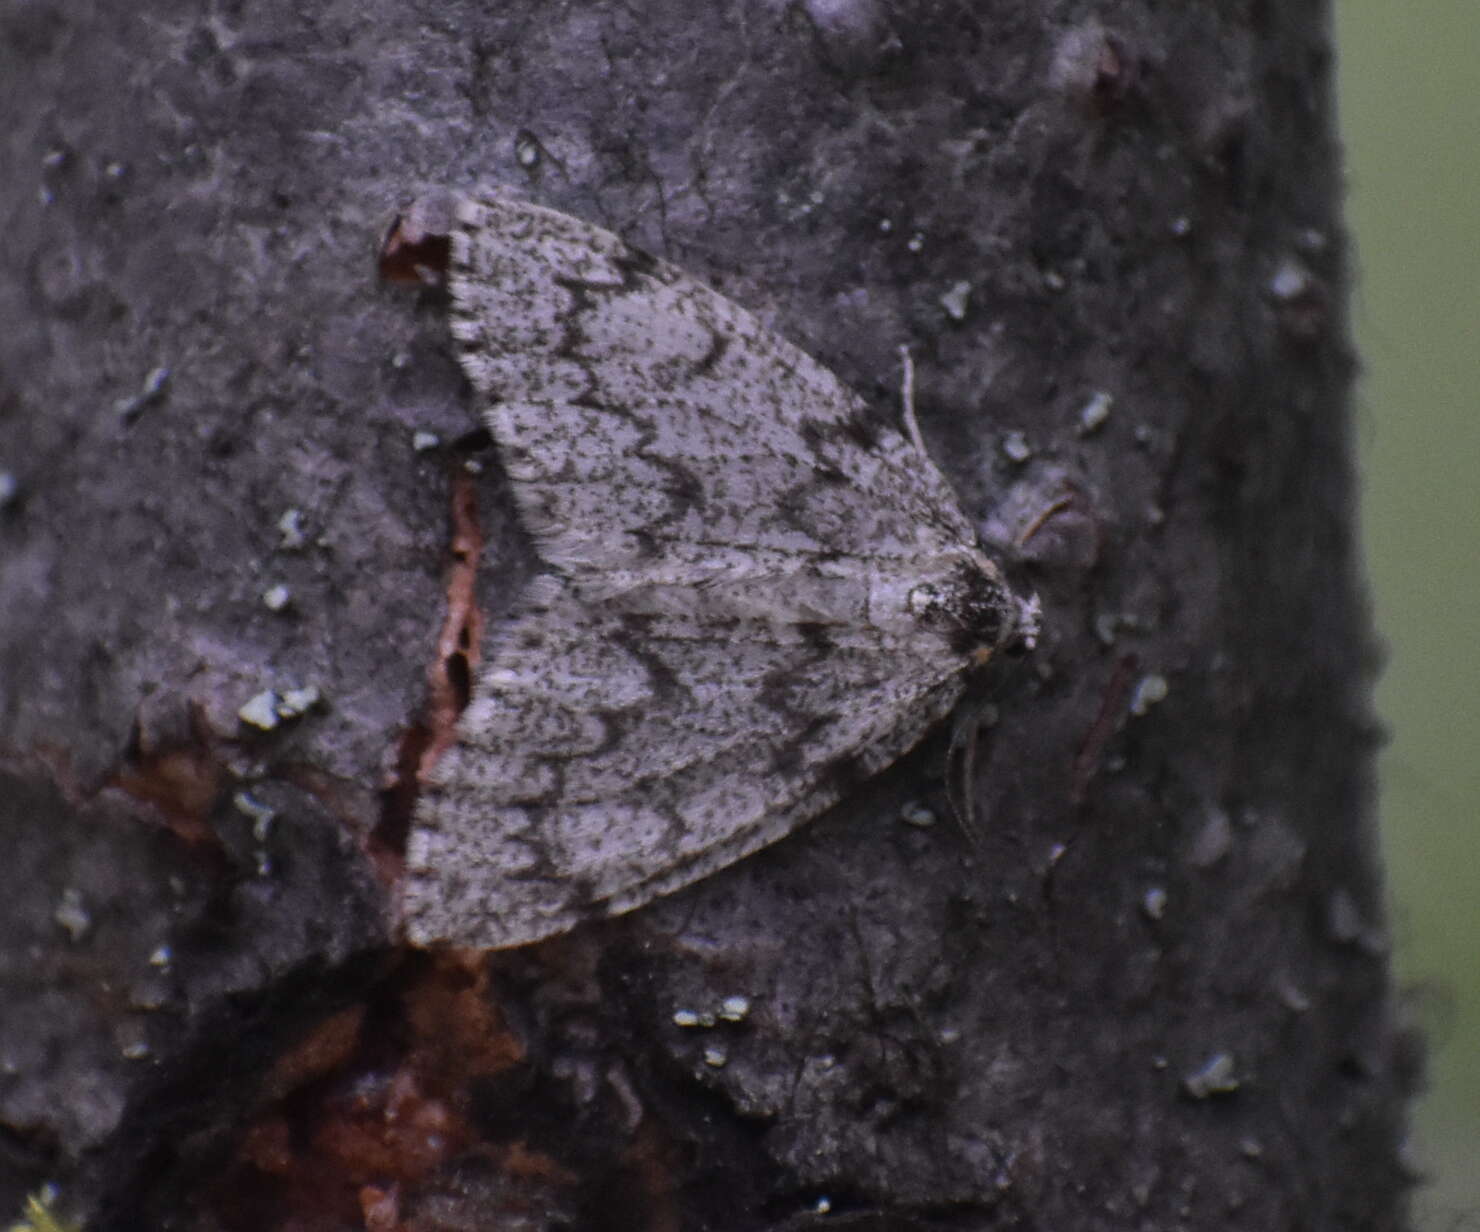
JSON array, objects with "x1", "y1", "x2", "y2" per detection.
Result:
[{"x1": 0, "y1": 1, "x2": 1412, "y2": 1229}]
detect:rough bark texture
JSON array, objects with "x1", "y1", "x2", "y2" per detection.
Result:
[{"x1": 0, "y1": 1, "x2": 1412, "y2": 1229}]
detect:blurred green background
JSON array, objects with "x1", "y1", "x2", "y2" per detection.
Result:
[{"x1": 1338, "y1": 1, "x2": 1480, "y2": 1220}]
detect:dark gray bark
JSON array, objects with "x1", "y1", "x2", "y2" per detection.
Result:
[{"x1": 0, "y1": 1, "x2": 1412, "y2": 1229}]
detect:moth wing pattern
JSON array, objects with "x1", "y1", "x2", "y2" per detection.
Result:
[
  {"x1": 406, "y1": 576, "x2": 970, "y2": 948},
  {"x1": 441, "y1": 193, "x2": 982, "y2": 586},
  {"x1": 402, "y1": 190, "x2": 1026, "y2": 950}
]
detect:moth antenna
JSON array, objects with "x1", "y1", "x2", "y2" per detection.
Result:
[
  {"x1": 897, "y1": 344, "x2": 929, "y2": 458},
  {"x1": 946, "y1": 701, "x2": 994, "y2": 850}
]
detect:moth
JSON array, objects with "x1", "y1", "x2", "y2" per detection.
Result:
[{"x1": 385, "y1": 190, "x2": 1038, "y2": 950}]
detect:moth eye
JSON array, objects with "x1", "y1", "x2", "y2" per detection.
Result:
[{"x1": 907, "y1": 583, "x2": 947, "y2": 620}]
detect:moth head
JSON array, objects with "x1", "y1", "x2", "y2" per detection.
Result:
[{"x1": 908, "y1": 552, "x2": 1038, "y2": 666}]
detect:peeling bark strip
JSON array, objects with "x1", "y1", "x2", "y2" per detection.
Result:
[{"x1": 390, "y1": 191, "x2": 1040, "y2": 950}]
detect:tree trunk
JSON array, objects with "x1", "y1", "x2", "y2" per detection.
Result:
[{"x1": 0, "y1": 2, "x2": 1412, "y2": 1229}]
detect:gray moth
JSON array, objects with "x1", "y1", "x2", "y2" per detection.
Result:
[{"x1": 391, "y1": 189, "x2": 1038, "y2": 951}]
